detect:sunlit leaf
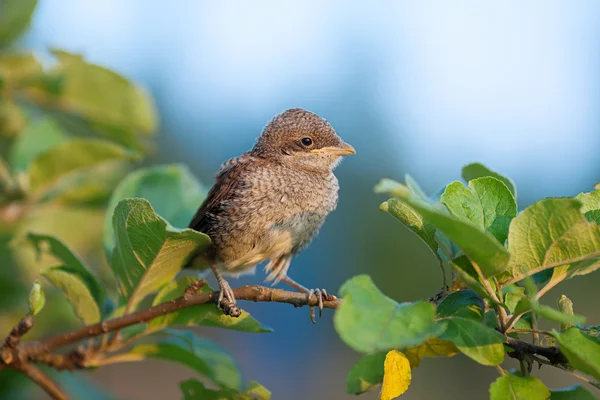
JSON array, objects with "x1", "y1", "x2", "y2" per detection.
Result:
[
  {"x1": 440, "y1": 317, "x2": 505, "y2": 366},
  {"x1": 27, "y1": 280, "x2": 45, "y2": 315},
  {"x1": 462, "y1": 162, "x2": 516, "y2": 198},
  {"x1": 441, "y1": 177, "x2": 517, "y2": 244},
  {"x1": 489, "y1": 374, "x2": 550, "y2": 400},
  {"x1": 28, "y1": 138, "x2": 138, "y2": 196},
  {"x1": 403, "y1": 337, "x2": 458, "y2": 368},
  {"x1": 500, "y1": 198, "x2": 600, "y2": 285},
  {"x1": 377, "y1": 180, "x2": 510, "y2": 278},
  {"x1": 9, "y1": 118, "x2": 67, "y2": 171},
  {"x1": 576, "y1": 190, "x2": 600, "y2": 224},
  {"x1": 553, "y1": 328, "x2": 600, "y2": 380},
  {"x1": 379, "y1": 350, "x2": 411, "y2": 400},
  {"x1": 111, "y1": 199, "x2": 211, "y2": 313},
  {"x1": 334, "y1": 275, "x2": 446, "y2": 354},
  {"x1": 104, "y1": 164, "x2": 206, "y2": 258}
]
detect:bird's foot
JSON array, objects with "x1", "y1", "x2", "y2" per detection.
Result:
[
  {"x1": 307, "y1": 288, "x2": 337, "y2": 324},
  {"x1": 216, "y1": 277, "x2": 241, "y2": 318}
]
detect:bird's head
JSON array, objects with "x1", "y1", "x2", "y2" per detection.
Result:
[{"x1": 251, "y1": 108, "x2": 355, "y2": 172}]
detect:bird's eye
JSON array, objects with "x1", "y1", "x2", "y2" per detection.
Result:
[{"x1": 301, "y1": 137, "x2": 313, "y2": 147}]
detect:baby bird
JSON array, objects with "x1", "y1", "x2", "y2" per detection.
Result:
[{"x1": 187, "y1": 108, "x2": 355, "y2": 322}]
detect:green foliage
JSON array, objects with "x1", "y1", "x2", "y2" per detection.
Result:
[
  {"x1": 27, "y1": 279, "x2": 45, "y2": 316},
  {"x1": 131, "y1": 330, "x2": 243, "y2": 391},
  {"x1": 334, "y1": 275, "x2": 445, "y2": 353},
  {"x1": 345, "y1": 352, "x2": 386, "y2": 395},
  {"x1": 180, "y1": 379, "x2": 271, "y2": 400},
  {"x1": 489, "y1": 374, "x2": 550, "y2": 400},
  {"x1": 338, "y1": 165, "x2": 600, "y2": 398},
  {"x1": 0, "y1": 0, "x2": 37, "y2": 46},
  {"x1": 550, "y1": 385, "x2": 596, "y2": 400},
  {"x1": 149, "y1": 277, "x2": 271, "y2": 333}
]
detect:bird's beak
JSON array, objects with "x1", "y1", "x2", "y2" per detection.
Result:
[{"x1": 310, "y1": 141, "x2": 356, "y2": 156}]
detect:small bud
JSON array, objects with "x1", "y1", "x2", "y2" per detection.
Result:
[
  {"x1": 558, "y1": 294, "x2": 574, "y2": 331},
  {"x1": 28, "y1": 280, "x2": 46, "y2": 316}
]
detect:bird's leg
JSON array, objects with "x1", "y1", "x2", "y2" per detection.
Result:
[
  {"x1": 279, "y1": 275, "x2": 336, "y2": 324},
  {"x1": 210, "y1": 263, "x2": 241, "y2": 318}
]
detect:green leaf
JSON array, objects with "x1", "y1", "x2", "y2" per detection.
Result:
[
  {"x1": 131, "y1": 331, "x2": 242, "y2": 391},
  {"x1": 450, "y1": 256, "x2": 489, "y2": 299},
  {"x1": 28, "y1": 280, "x2": 45, "y2": 315},
  {"x1": 24, "y1": 233, "x2": 107, "y2": 323},
  {"x1": 334, "y1": 275, "x2": 446, "y2": 354},
  {"x1": 0, "y1": 98, "x2": 26, "y2": 137},
  {"x1": 111, "y1": 199, "x2": 211, "y2": 313},
  {"x1": 148, "y1": 277, "x2": 271, "y2": 333},
  {"x1": 345, "y1": 352, "x2": 386, "y2": 395},
  {"x1": 28, "y1": 138, "x2": 138, "y2": 195},
  {"x1": 535, "y1": 304, "x2": 585, "y2": 326},
  {"x1": 379, "y1": 198, "x2": 437, "y2": 254},
  {"x1": 377, "y1": 180, "x2": 510, "y2": 278},
  {"x1": 440, "y1": 317, "x2": 505, "y2": 366},
  {"x1": 9, "y1": 118, "x2": 67, "y2": 171},
  {"x1": 405, "y1": 174, "x2": 432, "y2": 203},
  {"x1": 104, "y1": 164, "x2": 206, "y2": 258},
  {"x1": 180, "y1": 379, "x2": 271, "y2": 400},
  {"x1": 557, "y1": 295, "x2": 575, "y2": 332},
  {"x1": 437, "y1": 290, "x2": 484, "y2": 320},
  {"x1": 576, "y1": 190, "x2": 600, "y2": 224},
  {"x1": 489, "y1": 374, "x2": 550, "y2": 400},
  {"x1": 551, "y1": 385, "x2": 596, "y2": 400},
  {"x1": 441, "y1": 177, "x2": 517, "y2": 243},
  {"x1": 42, "y1": 50, "x2": 157, "y2": 134},
  {"x1": 0, "y1": 0, "x2": 37, "y2": 46},
  {"x1": 41, "y1": 266, "x2": 105, "y2": 325},
  {"x1": 462, "y1": 162, "x2": 516, "y2": 198},
  {"x1": 554, "y1": 328, "x2": 600, "y2": 380},
  {"x1": 0, "y1": 53, "x2": 42, "y2": 85},
  {"x1": 500, "y1": 198, "x2": 600, "y2": 285}
]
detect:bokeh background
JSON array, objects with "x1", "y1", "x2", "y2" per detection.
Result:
[{"x1": 4, "y1": 0, "x2": 600, "y2": 399}]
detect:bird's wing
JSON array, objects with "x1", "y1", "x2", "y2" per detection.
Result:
[{"x1": 188, "y1": 153, "x2": 256, "y2": 234}]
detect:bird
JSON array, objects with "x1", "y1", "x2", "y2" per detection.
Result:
[{"x1": 187, "y1": 108, "x2": 355, "y2": 323}]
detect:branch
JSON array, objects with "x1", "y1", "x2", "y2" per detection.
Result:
[
  {"x1": 20, "y1": 285, "x2": 340, "y2": 357},
  {"x1": 16, "y1": 363, "x2": 69, "y2": 400},
  {"x1": 505, "y1": 337, "x2": 568, "y2": 366}
]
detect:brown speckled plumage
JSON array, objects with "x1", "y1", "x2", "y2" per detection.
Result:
[{"x1": 188, "y1": 108, "x2": 354, "y2": 320}]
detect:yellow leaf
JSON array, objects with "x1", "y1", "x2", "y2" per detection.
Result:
[
  {"x1": 404, "y1": 338, "x2": 459, "y2": 367},
  {"x1": 379, "y1": 350, "x2": 411, "y2": 400}
]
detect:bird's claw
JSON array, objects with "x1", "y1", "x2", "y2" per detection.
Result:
[
  {"x1": 216, "y1": 278, "x2": 241, "y2": 318},
  {"x1": 307, "y1": 288, "x2": 336, "y2": 324}
]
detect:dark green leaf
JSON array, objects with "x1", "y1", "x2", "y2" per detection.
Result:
[
  {"x1": 148, "y1": 277, "x2": 271, "y2": 333},
  {"x1": 553, "y1": 328, "x2": 600, "y2": 380},
  {"x1": 180, "y1": 379, "x2": 271, "y2": 400},
  {"x1": 104, "y1": 164, "x2": 207, "y2": 258},
  {"x1": 27, "y1": 280, "x2": 45, "y2": 315},
  {"x1": 450, "y1": 256, "x2": 488, "y2": 299},
  {"x1": 462, "y1": 162, "x2": 516, "y2": 198},
  {"x1": 28, "y1": 138, "x2": 138, "y2": 195},
  {"x1": 379, "y1": 198, "x2": 437, "y2": 255},
  {"x1": 441, "y1": 177, "x2": 517, "y2": 244},
  {"x1": 489, "y1": 374, "x2": 550, "y2": 400},
  {"x1": 501, "y1": 198, "x2": 600, "y2": 285},
  {"x1": 334, "y1": 275, "x2": 446, "y2": 353},
  {"x1": 131, "y1": 330, "x2": 242, "y2": 391},
  {"x1": 437, "y1": 290, "x2": 484, "y2": 320},
  {"x1": 9, "y1": 118, "x2": 66, "y2": 171},
  {"x1": 441, "y1": 317, "x2": 505, "y2": 365},
  {"x1": 110, "y1": 199, "x2": 211, "y2": 313},
  {"x1": 377, "y1": 181, "x2": 510, "y2": 278},
  {"x1": 25, "y1": 233, "x2": 107, "y2": 323},
  {"x1": 551, "y1": 385, "x2": 596, "y2": 400},
  {"x1": 0, "y1": 0, "x2": 37, "y2": 46},
  {"x1": 345, "y1": 352, "x2": 386, "y2": 395}
]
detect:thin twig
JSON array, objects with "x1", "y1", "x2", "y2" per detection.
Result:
[
  {"x1": 16, "y1": 363, "x2": 69, "y2": 400},
  {"x1": 508, "y1": 329, "x2": 553, "y2": 337},
  {"x1": 531, "y1": 355, "x2": 600, "y2": 391}
]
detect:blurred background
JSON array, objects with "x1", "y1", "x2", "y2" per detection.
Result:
[{"x1": 3, "y1": 0, "x2": 600, "y2": 399}]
